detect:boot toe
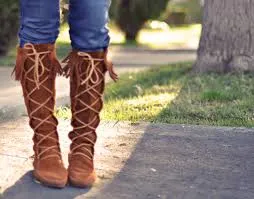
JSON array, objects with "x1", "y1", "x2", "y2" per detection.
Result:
[
  {"x1": 68, "y1": 169, "x2": 96, "y2": 188},
  {"x1": 33, "y1": 168, "x2": 68, "y2": 188}
]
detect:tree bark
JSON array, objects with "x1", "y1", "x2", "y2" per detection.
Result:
[
  {"x1": 125, "y1": 29, "x2": 140, "y2": 41},
  {"x1": 194, "y1": 0, "x2": 254, "y2": 73}
]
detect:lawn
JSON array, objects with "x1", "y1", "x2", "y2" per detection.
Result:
[
  {"x1": 57, "y1": 63, "x2": 254, "y2": 128},
  {"x1": 110, "y1": 23, "x2": 201, "y2": 49},
  {"x1": 0, "y1": 23, "x2": 201, "y2": 66}
]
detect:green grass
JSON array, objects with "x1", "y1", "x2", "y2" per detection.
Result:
[
  {"x1": 57, "y1": 63, "x2": 254, "y2": 127},
  {"x1": 0, "y1": 23, "x2": 201, "y2": 66},
  {"x1": 0, "y1": 41, "x2": 71, "y2": 67}
]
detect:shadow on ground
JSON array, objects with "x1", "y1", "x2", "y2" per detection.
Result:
[
  {"x1": 2, "y1": 122, "x2": 254, "y2": 199},
  {"x1": 2, "y1": 65, "x2": 254, "y2": 199},
  {"x1": 1, "y1": 171, "x2": 92, "y2": 199},
  {"x1": 94, "y1": 125, "x2": 254, "y2": 199}
]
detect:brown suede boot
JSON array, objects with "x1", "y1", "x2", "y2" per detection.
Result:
[
  {"x1": 62, "y1": 49, "x2": 118, "y2": 187},
  {"x1": 13, "y1": 43, "x2": 68, "y2": 188}
]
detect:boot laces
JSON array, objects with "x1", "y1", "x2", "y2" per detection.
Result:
[
  {"x1": 24, "y1": 43, "x2": 51, "y2": 89},
  {"x1": 23, "y1": 43, "x2": 61, "y2": 160},
  {"x1": 70, "y1": 51, "x2": 117, "y2": 160}
]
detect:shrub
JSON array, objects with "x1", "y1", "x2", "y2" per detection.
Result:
[
  {"x1": 0, "y1": 0, "x2": 19, "y2": 55},
  {"x1": 164, "y1": 0, "x2": 202, "y2": 25},
  {"x1": 0, "y1": 0, "x2": 68, "y2": 56},
  {"x1": 112, "y1": 0, "x2": 170, "y2": 41}
]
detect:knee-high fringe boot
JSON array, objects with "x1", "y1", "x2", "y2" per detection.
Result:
[
  {"x1": 62, "y1": 49, "x2": 118, "y2": 187},
  {"x1": 13, "y1": 43, "x2": 68, "y2": 188}
]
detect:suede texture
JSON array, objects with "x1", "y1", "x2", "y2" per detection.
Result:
[
  {"x1": 14, "y1": 44, "x2": 68, "y2": 188},
  {"x1": 63, "y1": 50, "x2": 109, "y2": 187}
]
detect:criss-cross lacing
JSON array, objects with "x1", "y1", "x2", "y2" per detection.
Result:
[
  {"x1": 15, "y1": 43, "x2": 62, "y2": 161},
  {"x1": 63, "y1": 50, "x2": 118, "y2": 161},
  {"x1": 13, "y1": 43, "x2": 68, "y2": 188}
]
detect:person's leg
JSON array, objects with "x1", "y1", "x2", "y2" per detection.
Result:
[
  {"x1": 19, "y1": 0, "x2": 60, "y2": 46},
  {"x1": 64, "y1": 0, "x2": 117, "y2": 187},
  {"x1": 68, "y1": 0, "x2": 111, "y2": 51},
  {"x1": 14, "y1": 0, "x2": 67, "y2": 188}
]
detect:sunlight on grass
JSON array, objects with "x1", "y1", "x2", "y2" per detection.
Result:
[
  {"x1": 57, "y1": 62, "x2": 254, "y2": 127},
  {"x1": 55, "y1": 106, "x2": 71, "y2": 120},
  {"x1": 126, "y1": 93, "x2": 177, "y2": 107},
  {"x1": 102, "y1": 92, "x2": 180, "y2": 122},
  {"x1": 100, "y1": 62, "x2": 189, "y2": 122},
  {"x1": 56, "y1": 62, "x2": 190, "y2": 122},
  {"x1": 57, "y1": 23, "x2": 126, "y2": 44},
  {"x1": 58, "y1": 24, "x2": 70, "y2": 43},
  {"x1": 57, "y1": 23, "x2": 201, "y2": 49},
  {"x1": 109, "y1": 26, "x2": 125, "y2": 44},
  {"x1": 0, "y1": 23, "x2": 200, "y2": 66},
  {"x1": 156, "y1": 73, "x2": 254, "y2": 127},
  {"x1": 137, "y1": 24, "x2": 201, "y2": 49}
]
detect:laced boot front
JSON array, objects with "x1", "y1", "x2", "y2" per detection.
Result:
[
  {"x1": 13, "y1": 43, "x2": 68, "y2": 188},
  {"x1": 63, "y1": 49, "x2": 118, "y2": 187}
]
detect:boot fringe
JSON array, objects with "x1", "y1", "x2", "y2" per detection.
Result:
[
  {"x1": 104, "y1": 49, "x2": 118, "y2": 82},
  {"x1": 49, "y1": 48, "x2": 63, "y2": 77},
  {"x1": 12, "y1": 45, "x2": 63, "y2": 82},
  {"x1": 62, "y1": 49, "x2": 118, "y2": 83},
  {"x1": 12, "y1": 47, "x2": 27, "y2": 81},
  {"x1": 62, "y1": 52, "x2": 82, "y2": 85}
]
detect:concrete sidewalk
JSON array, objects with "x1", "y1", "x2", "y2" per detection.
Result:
[
  {"x1": 0, "y1": 49, "x2": 196, "y2": 122},
  {"x1": 0, "y1": 119, "x2": 254, "y2": 199},
  {"x1": 1, "y1": 48, "x2": 254, "y2": 199}
]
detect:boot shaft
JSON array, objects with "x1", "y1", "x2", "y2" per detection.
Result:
[
  {"x1": 63, "y1": 49, "x2": 118, "y2": 161},
  {"x1": 14, "y1": 43, "x2": 62, "y2": 159}
]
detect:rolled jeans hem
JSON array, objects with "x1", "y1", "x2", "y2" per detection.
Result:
[
  {"x1": 19, "y1": 39, "x2": 56, "y2": 48},
  {"x1": 72, "y1": 46, "x2": 108, "y2": 52}
]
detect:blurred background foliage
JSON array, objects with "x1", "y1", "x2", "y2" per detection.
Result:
[
  {"x1": 110, "y1": 0, "x2": 169, "y2": 41},
  {"x1": 0, "y1": 0, "x2": 19, "y2": 55},
  {"x1": 164, "y1": 0, "x2": 202, "y2": 25},
  {"x1": 0, "y1": 0, "x2": 202, "y2": 56}
]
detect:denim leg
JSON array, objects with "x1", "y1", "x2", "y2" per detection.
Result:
[
  {"x1": 69, "y1": 0, "x2": 111, "y2": 52},
  {"x1": 19, "y1": 0, "x2": 60, "y2": 47}
]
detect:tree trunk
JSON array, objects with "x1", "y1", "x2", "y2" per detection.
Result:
[
  {"x1": 194, "y1": 0, "x2": 254, "y2": 73},
  {"x1": 125, "y1": 30, "x2": 139, "y2": 41}
]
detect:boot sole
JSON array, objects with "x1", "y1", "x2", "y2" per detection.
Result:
[
  {"x1": 68, "y1": 175, "x2": 96, "y2": 188},
  {"x1": 68, "y1": 180, "x2": 94, "y2": 188},
  {"x1": 33, "y1": 178, "x2": 66, "y2": 189},
  {"x1": 33, "y1": 169, "x2": 68, "y2": 189}
]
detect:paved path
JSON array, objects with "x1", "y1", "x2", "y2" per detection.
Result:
[
  {"x1": 2, "y1": 48, "x2": 253, "y2": 199},
  {"x1": 0, "y1": 119, "x2": 254, "y2": 199},
  {"x1": 0, "y1": 48, "x2": 196, "y2": 122}
]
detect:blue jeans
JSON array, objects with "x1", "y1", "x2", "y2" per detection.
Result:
[{"x1": 19, "y1": 0, "x2": 111, "y2": 51}]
